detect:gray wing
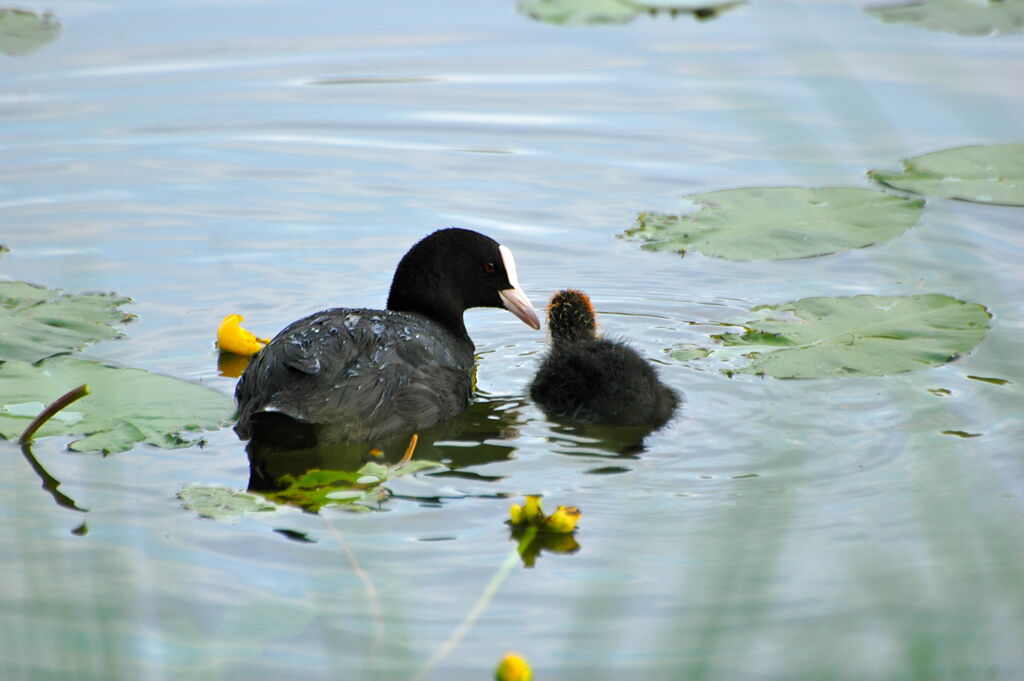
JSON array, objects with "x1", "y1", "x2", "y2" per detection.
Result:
[{"x1": 235, "y1": 309, "x2": 473, "y2": 442}]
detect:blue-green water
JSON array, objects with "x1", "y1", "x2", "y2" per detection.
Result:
[{"x1": 2, "y1": 1, "x2": 1023, "y2": 679}]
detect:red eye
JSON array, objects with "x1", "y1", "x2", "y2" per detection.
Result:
[{"x1": 483, "y1": 262, "x2": 496, "y2": 273}]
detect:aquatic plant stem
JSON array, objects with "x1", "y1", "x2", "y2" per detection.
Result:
[
  {"x1": 19, "y1": 384, "x2": 90, "y2": 444},
  {"x1": 414, "y1": 527, "x2": 536, "y2": 681},
  {"x1": 322, "y1": 519, "x2": 385, "y2": 675}
]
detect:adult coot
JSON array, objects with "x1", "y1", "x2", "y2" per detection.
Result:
[
  {"x1": 235, "y1": 228, "x2": 540, "y2": 443},
  {"x1": 529, "y1": 289, "x2": 678, "y2": 428}
]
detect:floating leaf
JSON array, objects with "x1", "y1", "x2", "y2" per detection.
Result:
[
  {"x1": 0, "y1": 281, "x2": 133, "y2": 363},
  {"x1": 518, "y1": 0, "x2": 743, "y2": 26},
  {"x1": 0, "y1": 9, "x2": 61, "y2": 56},
  {"x1": 264, "y1": 459, "x2": 442, "y2": 513},
  {"x1": 623, "y1": 187, "x2": 923, "y2": 261},
  {"x1": 713, "y1": 294, "x2": 990, "y2": 379},
  {"x1": 866, "y1": 0, "x2": 1024, "y2": 36},
  {"x1": 0, "y1": 356, "x2": 235, "y2": 453},
  {"x1": 869, "y1": 143, "x2": 1024, "y2": 206},
  {"x1": 178, "y1": 484, "x2": 277, "y2": 523}
]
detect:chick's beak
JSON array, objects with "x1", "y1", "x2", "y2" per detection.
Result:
[{"x1": 498, "y1": 244, "x2": 541, "y2": 330}]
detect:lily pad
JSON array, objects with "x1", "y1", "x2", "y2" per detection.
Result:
[
  {"x1": 265, "y1": 460, "x2": 442, "y2": 513},
  {"x1": 869, "y1": 143, "x2": 1024, "y2": 206},
  {"x1": 0, "y1": 356, "x2": 236, "y2": 453},
  {"x1": 518, "y1": 0, "x2": 743, "y2": 26},
  {"x1": 178, "y1": 484, "x2": 277, "y2": 522},
  {"x1": 712, "y1": 294, "x2": 990, "y2": 379},
  {"x1": 0, "y1": 9, "x2": 61, "y2": 56},
  {"x1": 866, "y1": 0, "x2": 1024, "y2": 36},
  {"x1": 0, "y1": 281, "x2": 133, "y2": 363},
  {"x1": 623, "y1": 187, "x2": 923, "y2": 261}
]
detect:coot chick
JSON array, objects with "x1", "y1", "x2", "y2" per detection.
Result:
[
  {"x1": 529, "y1": 289, "x2": 678, "y2": 428},
  {"x1": 235, "y1": 228, "x2": 540, "y2": 443}
]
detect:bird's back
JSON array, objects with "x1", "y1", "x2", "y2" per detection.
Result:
[{"x1": 235, "y1": 308, "x2": 474, "y2": 443}]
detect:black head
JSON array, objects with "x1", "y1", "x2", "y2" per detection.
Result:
[
  {"x1": 547, "y1": 289, "x2": 599, "y2": 344},
  {"x1": 386, "y1": 228, "x2": 540, "y2": 338}
]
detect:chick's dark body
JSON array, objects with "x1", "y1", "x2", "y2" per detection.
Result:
[
  {"x1": 530, "y1": 337, "x2": 677, "y2": 428},
  {"x1": 530, "y1": 289, "x2": 678, "y2": 429}
]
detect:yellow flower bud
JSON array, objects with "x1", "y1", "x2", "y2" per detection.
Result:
[
  {"x1": 542, "y1": 506, "x2": 580, "y2": 534},
  {"x1": 509, "y1": 504, "x2": 524, "y2": 525},
  {"x1": 522, "y1": 495, "x2": 543, "y2": 522},
  {"x1": 217, "y1": 314, "x2": 270, "y2": 356},
  {"x1": 495, "y1": 653, "x2": 532, "y2": 681}
]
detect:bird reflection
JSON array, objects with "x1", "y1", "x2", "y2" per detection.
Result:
[
  {"x1": 244, "y1": 397, "x2": 525, "y2": 492},
  {"x1": 539, "y1": 419, "x2": 661, "y2": 459}
]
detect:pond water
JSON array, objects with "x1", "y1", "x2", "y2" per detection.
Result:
[{"x1": 2, "y1": 1, "x2": 1024, "y2": 679}]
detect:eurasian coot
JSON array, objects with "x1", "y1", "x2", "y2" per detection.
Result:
[
  {"x1": 529, "y1": 289, "x2": 678, "y2": 428},
  {"x1": 235, "y1": 228, "x2": 540, "y2": 443}
]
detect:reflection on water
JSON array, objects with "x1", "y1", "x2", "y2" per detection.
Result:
[
  {"x1": 245, "y1": 397, "x2": 525, "y2": 492},
  {"x1": 510, "y1": 525, "x2": 581, "y2": 568},
  {"x1": 541, "y1": 420, "x2": 663, "y2": 458}
]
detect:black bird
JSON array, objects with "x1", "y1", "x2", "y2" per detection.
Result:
[
  {"x1": 529, "y1": 289, "x2": 678, "y2": 429},
  {"x1": 235, "y1": 228, "x2": 540, "y2": 444}
]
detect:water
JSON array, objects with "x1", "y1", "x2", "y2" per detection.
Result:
[{"x1": 2, "y1": 1, "x2": 1024, "y2": 679}]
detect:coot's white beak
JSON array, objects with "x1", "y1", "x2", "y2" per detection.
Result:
[{"x1": 497, "y1": 244, "x2": 541, "y2": 330}]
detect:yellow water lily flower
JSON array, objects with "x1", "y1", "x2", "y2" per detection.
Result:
[
  {"x1": 508, "y1": 495, "x2": 581, "y2": 535},
  {"x1": 217, "y1": 314, "x2": 269, "y2": 356},
  {"x1": 522, "y1": 495, "x2": 542, "y2": 522},
  {"x1": 542, "y1": 505, "x2": 581, "y2": 534},
  {"x1": 495, "y1": 653, "x2": 532, "y2": 681}
]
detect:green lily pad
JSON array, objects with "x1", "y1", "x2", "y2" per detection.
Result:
[
  {"x1": 178, "y1": 484, "x2": 277, "y2": 523},
  {"x1": 623, "y1": 187, "x2": 923, "y2": 261},
  {"x1": 712, "y1": 294, "x2": 990, "y2": 379},
  {"x1": 866, "y1": 0, "x2": 1024, "y2": 36},
  {"x1": 0, "y1": 9, "x2": 61, "y2": 56},
  {"x1": 0, "y1": 356, "x2": 236, "y2": 453},
  {"x1": 518, "y1": 0, "x2": 743, "y2": 26},
  {"x1": 0, "y1": 281, "x2": 133, "y2": 363},
  {"x1": 265, "y1": 459, "x2": 442, "y2": 513},
  {"x1": 869, "y1": 143, "x2": 1024, "y2": 206}
]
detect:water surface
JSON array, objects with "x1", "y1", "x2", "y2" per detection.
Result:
[{"x1": 2, "y1": 1, "x2": 1023, "y2": 679}]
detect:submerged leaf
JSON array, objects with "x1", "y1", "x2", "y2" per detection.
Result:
[
  {"x1": 866, "y1": 0, "x2": 1024, "y2": 36},
  {"x1": 0, "y1": 281, "x2": 133, "y2": 363},
  {"x1": 178, "y1": 484, "x2": 277, "y2": 523},
  {"x1": 715, "y1": 294, "x2": 990, "y2": 379},
  {"x1": 520, "y1": 0, "x2": 639, "y2": 24},
  {"x1": 668, "y1": 345, "x2": 711, "y2": 362},
  {"x1": 0, "y1": 9, "x2": 61, "y2": 56},
  {"x1": 518, "y1": 0, "x2": 743, "y2": 26},
  {"x1": 0, "y1": 356, "x2": 235, "y2": 453},
  {"x1": 623, "y1": 187, "x2": 923, "y2": 261},
  {"x1": 869, "y1": 143, "x2": 1024, "y2": 206}
]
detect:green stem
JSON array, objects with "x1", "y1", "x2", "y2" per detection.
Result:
[
  {"x1": 19, "y1": 384, "x2": 90, "y2": 444},
  {"x1": 414, "y1": 533, "x2": 532, "y2": 681}
]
